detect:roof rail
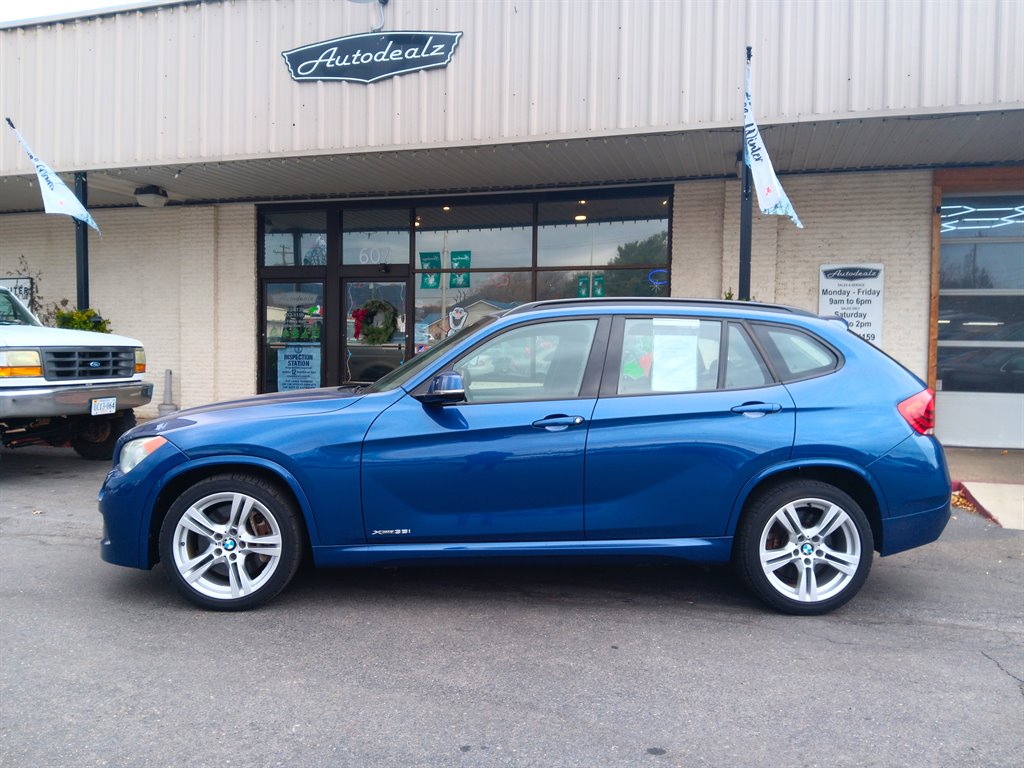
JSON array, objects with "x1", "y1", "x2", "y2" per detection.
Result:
[{"x1": 503, "y1": 297, "x2": 813, "y2": 317}]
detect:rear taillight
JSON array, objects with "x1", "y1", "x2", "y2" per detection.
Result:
[{"x1": 898, "y1": 388, "x2": 935, "y2": 435}]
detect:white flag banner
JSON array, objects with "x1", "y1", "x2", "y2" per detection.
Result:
[
  {"x1": 742, "y1": 58, "x2": 802, "y2": 229},
  {"x1": 5, "y1": 118, "x2": 100, "y2": 233}
]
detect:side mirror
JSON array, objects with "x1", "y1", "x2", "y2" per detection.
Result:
[{"x1": 417, "y1": 371, "x2": 466, "y2": 406}]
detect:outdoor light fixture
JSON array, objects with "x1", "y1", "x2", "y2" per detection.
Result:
[
  {"x1": 574, "y1": 214, "x2": 587, "y2": 222},
  {"x1": 442, "y1": 205, "x2": 451, "y2": 211},
  {"x1": 134, "y1": 185, "x2": 169, "y2": 207}
]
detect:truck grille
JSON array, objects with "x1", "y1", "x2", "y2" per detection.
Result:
[{"x1": 42, "y1": 348, "x2": 135, "y2": 380}]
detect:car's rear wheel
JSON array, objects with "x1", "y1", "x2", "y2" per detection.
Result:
[
  {"x1": 735, "y1": 480, "x2": 873, "y2": 615},
  {"x1": 158, "y1": 474, "x2": 303, "y2": 611}
]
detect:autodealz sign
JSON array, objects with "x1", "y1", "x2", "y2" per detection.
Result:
[{"x1": 282, "y1": 31, "x2": 463, "y2": 83}]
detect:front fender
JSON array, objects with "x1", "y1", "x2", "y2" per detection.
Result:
[{"x1": 142, "y1": 455, "x2": 323, "y2": 564}]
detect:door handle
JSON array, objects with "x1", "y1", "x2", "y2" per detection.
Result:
[
  {"x1": 532, "y1": 415, "x2": 586, "y2": 431},
  {"x1": 731, "y1": 402, "x2": 782, "y2": 416}
]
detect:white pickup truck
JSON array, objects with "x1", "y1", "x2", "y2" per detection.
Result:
[{"x1": 0, "y1": 285, "x2": 153, "y2": 459}]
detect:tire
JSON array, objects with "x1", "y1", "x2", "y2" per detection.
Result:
[
  {"x1": 158, "y1": 473, "x2": 304, "y2": 611},
  {"x1": 71, "y1": 410, "x2": 136, "y2": 460},
  {"x1": 734, "y1": 480, "x2": 874, "y2": 615}
]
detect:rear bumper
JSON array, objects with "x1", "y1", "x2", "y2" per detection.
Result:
[
  {"x1": 879, "y1": 500, "x2": 952, "y2": 556},
  {"x1": 869, "y1": 433, "x2": 952, "y2": 555},
  {"x1": 0, "y1": 381, "x2": 153, "y2": 418}
]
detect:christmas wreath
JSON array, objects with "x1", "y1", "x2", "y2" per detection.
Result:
[{"x1": 352, "y1": 298, "x2": 398, "y2": 345}]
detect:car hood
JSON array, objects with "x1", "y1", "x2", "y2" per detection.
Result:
[
  {"x1": 128, "y1": 387, "x2": 366, "y2": 438},
  {"x1": 0, "y1": 324, "x2": 144, "y2": 347}
]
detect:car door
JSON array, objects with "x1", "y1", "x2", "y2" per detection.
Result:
[
  {"x1": 360, "y1": 317, "x2": 609, "y2": 543},
  {"x1": 584, "y1": 317, "x2": 796, "y2": 540}
]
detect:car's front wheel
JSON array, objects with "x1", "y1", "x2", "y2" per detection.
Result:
[
  {"x1": 158, "y1": 474, "x2": 303, "y2": 610},
  {"x1": 735, "y1": 480, "x2": 874, "y2": 615}
]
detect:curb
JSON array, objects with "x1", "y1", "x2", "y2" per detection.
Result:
[{"x1": 951, "y1": 481, "x2": 1001, "y2": 527}]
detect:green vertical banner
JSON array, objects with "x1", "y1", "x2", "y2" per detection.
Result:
[
  {"x1": 450, "y1": 250, "x2": 471, "y2": 288},
  {"x1": 419, "y1": 252, "x2": 441, "y2": 289},
  {"x1": 577, "y1": 275, "x2": 590, "y2": 298},
  {"x1": 592, "y1": 274, "x2": 605, "y2": 297}
]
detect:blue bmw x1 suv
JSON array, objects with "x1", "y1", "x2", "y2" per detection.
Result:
[{"x1": 99, "y1": 299, "x2": 951, "y2": 614}]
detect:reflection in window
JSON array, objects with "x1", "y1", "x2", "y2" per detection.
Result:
[
  {"x1": 938, "y1": 193, "x2": 1024, "y2": 394},
  {"x1": 454, "y1": 319, "x2": 598, "y2": 403},
  {"x1": 410, "y1": 192, "x2": 672, "y2": 353},
  {"x1": 415, "y1": 203, "x2": 532, "y2": 270},
  {"x1": 343, "y1": 209, "x2": 411, "y2": 266},
  {"x1": 264, "y1": 282, "x2": 324, "y2": 393},
  {"x1": 752, "y1": 325, "x2": 839, "y2": 382},
  {"x1": 263, "y1": 211, "x2": 327, "y2": 266},
  {"x1": 939, "y1": 195, "x2": 1024, "y2": 238},
  {"x1": 344, "y1": 281, "x2": 407, "y2": 383},
  {"x1": 415, "y1": 272, "x2": 532, "y2": 351},
  {"x1": 538, "y1": 197, "x2": 668, "y2": 266},
  {"x1": 618, "y1": 318, "x2": 721, "y2": 395},
  {"x1": 725, "y1": 324, "x2": 772, "y2": 389},
  {"x1": 537, "y1": 267, "x2": 667, "y2": 301}
]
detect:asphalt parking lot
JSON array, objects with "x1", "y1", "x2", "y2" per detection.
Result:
[{"x1": 1, "y1": 445, "x2": 1022, "y2": 768}]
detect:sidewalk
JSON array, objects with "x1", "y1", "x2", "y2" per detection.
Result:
[{"x1": 944, "y1": 447, "x2": 1024, "y2": 531}]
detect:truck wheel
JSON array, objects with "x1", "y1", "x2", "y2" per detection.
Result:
[{"x1": 71, "y1": 410, "x2": 136, "y2": 460}]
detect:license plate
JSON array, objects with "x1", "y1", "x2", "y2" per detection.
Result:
[{"x1": 90, "y1": 397, "x2": 117, "y2": 416}]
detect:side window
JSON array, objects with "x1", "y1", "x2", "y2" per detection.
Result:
[
  {"x1": 752, "y1": 324, "x2": 840, "y2": 382},
  {"x1": 618, "y1": 318, "x2": 721, "y2": 394},
  {"x1": 454, "y1": 319, "x2": 598, "y2": 403},
  {"x1": 725, "y1": 323, "x2": 772, "y2": 389}
]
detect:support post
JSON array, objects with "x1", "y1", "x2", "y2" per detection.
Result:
[
  {"x1": 738, "y1": 153, "x2": 752, "y2": 301},
  {"x1": 738, "y1": 45, "x2": 754, "y2": 301},
  {"x1": 74, "y1": 172, "x2": 90, "y2": 309}
]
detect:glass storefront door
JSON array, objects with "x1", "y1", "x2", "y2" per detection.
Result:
[
  {"x1": 264, "y1": 282, "x2": 325, "y2": 392},
  {"x1": 343, "y1": 280, "x2": 409, "y2": 383},
  {"x1": 936, "y1": 193, "x2": 1024, "y2": 448}
]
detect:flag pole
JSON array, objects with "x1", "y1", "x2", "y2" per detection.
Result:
[
  {"x1": 74, "y1": 172, "x2": 90, "y2": 309},
  {"x1": 738, "y1": 46, "x2": 753, "y2": 301}
]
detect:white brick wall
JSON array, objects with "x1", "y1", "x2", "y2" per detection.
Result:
[
  {"x1": 0, "y1": 204, "x2": 257, "y2": 417},
  {"x1": 669, "y1": 170, "x2": 934, "y2": 378}
]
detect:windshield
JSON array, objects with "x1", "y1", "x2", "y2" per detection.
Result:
[
  {"x1": 0, "y1": 289, "x2": 42, "y2": 326},
  {"x1": 365, "y1": 316, "x2": 498, "y2": 393}
]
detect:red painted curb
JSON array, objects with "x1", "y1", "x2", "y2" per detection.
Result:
[{"x1": 951, "y1": 481, "x2": 1001, "y2": 527}]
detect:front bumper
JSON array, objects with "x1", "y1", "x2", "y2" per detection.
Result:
[
  {"x1": 99, "y1": 439, "x2": 187, "y2": 569},
  {"x1": 0, "y1": 381, "x2": 154, "y2": 418}
]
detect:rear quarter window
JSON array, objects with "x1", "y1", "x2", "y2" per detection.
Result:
[{"x1": 752, "y1": 324, "x2": 840, "y2": 382}]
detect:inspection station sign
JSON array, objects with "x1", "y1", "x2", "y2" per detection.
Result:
[
  {"x1": 819, "y1": 264, "x2": 885, "y2": 343},
  {"x1": 282, "y1": 31, "x2": 463, "y2": 83}
]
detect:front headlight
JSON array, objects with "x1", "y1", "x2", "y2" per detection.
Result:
[
  {"x1": 119, "y1": 436, "x2": 167, "y2": 474},
  {"x1": 134, "y1": 348, "x2": 147, "y2": 374},
  {"x1": 0, "y1": 349, "x2": 42, "y2": 377}
]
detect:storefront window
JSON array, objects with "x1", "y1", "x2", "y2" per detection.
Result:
[
  {"x1": 342, "y1": 208, "x2": 411, "y2": 266},
  {"x1": 264, "y1": 282, "x2": 324, "y2": 392},
  {"x1": 937, "y1": 194, "x2": 1024, "y2": 394},
  {"x1": 537, "y1": 196, "x2": 669, "y2": 276},
  {"x1": 415, "y1": 203, "x2": 533, "y2": 269},
  {"x1": 415, "y1": 271, "x2": 532, "y2": 349},
  {"x1": 413, "y1": 203, "x2": 533, "y2": 350},
  {"x1": 263, "y1": 211, "x2": 327, "y2": 267},
  {"x1": 257, "y1": 188, "x2": 672, "y2": 389}
]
